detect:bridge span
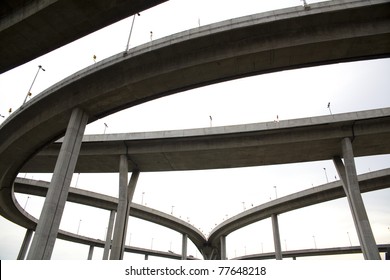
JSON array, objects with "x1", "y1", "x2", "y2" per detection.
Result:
[{"x1": 1, "y1": 0, "x2": 389, "y2": 259}]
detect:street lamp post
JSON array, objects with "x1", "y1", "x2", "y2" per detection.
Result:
[
  {"x1": 77, "y1": 219, "x2": 82, "y2": 234},
  {"x1": 23, "y1": 196, "x2": 30, "y2": 211},
  {"x1": 323, "y1": 168, "x2": 329, "y2": 183},
  {"x1": 142, "y1": 192, "x2": 145, "y2": 205},
  {"x1": 312, "y1": 235, "x2": 317, "y2": 249},
  {"x1": 273, "y1": 186, "x2": 278, "y2": 199},
  {"x1": 23, "y1": 65, "x2": 45, "y2": 105},
  {"x1": 125, "y1": 13, "x2": 140, "y2": 53},
  {"x1": 347, "y1": 232, "x2": 352, "y2": 246},
  {"x1": 171, "y1": 206, "x2": 175, "y2": 215}
]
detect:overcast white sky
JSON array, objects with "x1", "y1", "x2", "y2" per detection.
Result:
[{"x1": 1, "y1": 0, "x2": 390, "y2": 260}]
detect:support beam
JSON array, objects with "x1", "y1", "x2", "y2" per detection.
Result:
[
  {"x1": 17, "y1": 229, "x2": 33, "y2": 260},
  {"x1": 333, "y1": 137, "x2": 381, "y2": 260},
  {"x1": 145, "y1": 254, "x2": 149, "y2": 260},
  {"x1": 110, "y1": 157, "x2": 140, "y2": 260},
  {"x1": 271, "y1": 214, "x2": 283, "y2": 260},
  {"x1": 220, "y1": 235, "x2": 227, "y2": 260},
  {"x1": 182, "y1": 233, "x2": 188, "y2": 260},
  {"x1": 27, "y1": 108, "x2": 88, "y2": 260},
  {"x1": 87, "y1": 245, "x2": 94, "y2": 260},
  {"x1": 103, "y1": 210, "x2": 116, "y2": 260}
]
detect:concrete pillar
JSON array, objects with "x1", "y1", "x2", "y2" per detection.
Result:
[
  {"x1": 333, "y1": 137, "x2": 381, "y2": 260},
  {"x1": 110, "y1": 156, "x2": 140, "y2": 260},
  {"x1": 103, "y1": 210, "x2": 116, "y2": 260},
  {"x1": 27, "y1": 108, "x2": 88, "y2": 260},
  {"x1": 145, "y1": 254, "x2": 149, "y2": 260},
  {"x1": 87, "y1": 245, "x2": 94, "y2": 260},
  {"x1": 271, "y1": 214, "x2": 283, "y2": 260},
  {"x1": 17, "y1": 229, "x2": 33, "y2": 260},
  {"x1": 220, "y1": 235, "x2": 227, "y2": 260},
  {"x1": 182, "y1": 233, "x2": 188, "y2": 260}
]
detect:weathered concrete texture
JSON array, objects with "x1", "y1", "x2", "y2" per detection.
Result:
[
  {"x1": 26, "y1": 108, "x2": 88, "y2": 259},
  {"x1": 220, "y1": 235, "x2": 227, "y2": 260},
  {"x1": 0, "y1": 0, "x2": 168, "y2": 73}
]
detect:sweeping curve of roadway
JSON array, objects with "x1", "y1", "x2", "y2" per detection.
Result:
[{"x1": 1, "y1": 0, "x2": 390, "y2": 249}]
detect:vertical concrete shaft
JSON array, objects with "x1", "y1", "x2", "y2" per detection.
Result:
[
  {"x1": 27, "y1": 108, "x2": 88, "y2": 260},
  {"x1": 120, "y1": 170, "x2": 140, "y2": 259},
  {"x1": 333, "y1": 156, "x2": 365, "y2": 252},
  {"x1": 220, "y1": 235, "x2": 227, "y2": 260},
  {"x1": 87, "y1": 245, "x2": 94, "y2": 260},
  {"x1": 271, "y1": 214, "x2": 283, "y2": 260},
  {"x1": 182, "y1": 233, "x2": 188, "y2": 260},
  {"x1": 103, "y1": 210, "x2": 116, "y2": 260},
  {"x1": 110, "y1": 156, "x2": 140, "y2": 260},
  {"x1": 335, "y1": 138, "x2": 380, "y2": 260},
  {"x1": 17, "y1": 229, "x2": 33, "y2": 260},
  {"x1": 145, "y1": 254, "x2": 149, "y2": 260},
  {"x1": 110, "y1": 155, "x2": 128, "y2": 260}
]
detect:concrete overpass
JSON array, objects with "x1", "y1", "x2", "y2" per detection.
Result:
[
  {"x1": 21, "y1": 107, "x2": 390, "y2": 173},
  {"x1": 0, "y1": 0, "x2": 168, "y2": 73},
  {"x1": 11, "y1": 168, "x2": 390, "y2": 259},
  {"x1": 1, "y1": 0, "x2": 389, "y2": 259}
]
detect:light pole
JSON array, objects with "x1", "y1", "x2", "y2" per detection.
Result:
[
  {"x1": 171, "y1": 205, "x2": 175, "y2": 215},
  {"x1": 242, "y1": 202, "x2": 246, "y2": 211},
  {"x1": 23, "y1": 65, "x2": 45, "y2": 105},
  {"x1": 312, "y1": 235, "x2": 317, "y2": 249},
  {"x1": 141, "y1": 192, "x2": 145, "y2": 205},
  {"x1": 273, "y1": 186, "x2": 278, "y2": 199},
  {"x1": 103, "y1": 123, "x2": 108, "y2": 134},
  {"x1": 75, "y1": 173, "x2": 80, "y2": 188},
  {"x1": 347, "y1": 232, "x2": 352, "y2": 246},
  {"x1": 323, "y1": 168, "x2": 329, "y2": 183},
  {"x1": 23, "y1": 196, "x2": 30, "y2": 211},
  {"x1": 125, "y1": 13, "x2": 140, "y2": 53},
  {"x1": 327, "y1": 102, "x2": 333, "y2": 115},
  {"x1": 77, "y1": 219, "x2": 82, "y2": 234}
]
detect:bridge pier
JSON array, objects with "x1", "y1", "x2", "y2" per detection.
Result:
[
  {"x1": 110, "y1": 158, "x2": 139, "y2": 260},
  {"x1": 271, "y1": 214, "x2": 283, "y2": 260},
  {"x1": 27, "y1": 108, "x2": 88, "y2": 260},
  {"x1": 103, "y1": 209, "x2": 116, "y2": 260},
  {"x1": 220, "y1": 235, "x2": 227, "y2": 260},
  {"x1": 17, "y1": 228, "x2": 33, "y2": 260},
  {"x1": 333, "y1": 137, "x2": 381, "y2": 260},
  {"x1": 87, "y1": 245, "x2": 94, "y2": 260},
  {"x1": 182, "y1": 233, "x2": 188, "y2": 260}
]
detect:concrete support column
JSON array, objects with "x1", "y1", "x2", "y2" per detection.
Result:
[
  {"x1": 145, "y1": 254, "x2": 149, "y2": 260},
  {"x1": 103, "y1": 210, "x2": 116, "y2": 260},
  {"x1": 110, "y1": 156, "x2": 140, "y2": 260},
  {"x1": 17, "y1": 228, "x2": 33, "y2": 260},
  {"x1": 220, "y1": 235, "x2": 227, "y2": 260},
  {"x1": 182, "y1": 233, "x2": 188, "y2": 260},
  {"x1": 271, "y1": 214, "x2": 283, "y2": 260},
  {"x1": 87, "y1": 245, "x2": 94, "y2": 260},
  {"x1": 27, "y1": 108, "x2": 88, "y2": 260},
  {"x1": 333, "y1": 137, "x2": 381, "y2": 260}
]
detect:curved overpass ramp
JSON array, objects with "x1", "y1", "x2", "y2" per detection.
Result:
[
  {"x1": 0, "y1": 0, "x2": 168, "y2": 73},
  {"x1": 1, "y1": 0, "x2": 390, "y2": 258},
  {"x1": 13, "y1": 178, "x2": 207, "y2": 252}
]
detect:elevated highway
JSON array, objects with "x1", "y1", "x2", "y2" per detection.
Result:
[
  {"x1": 21, "y1": 108, "x2": 390, "y2": 173},
  {"x1": 0, "y1": 0, "x2": 168, "y2": 73},
  {"x1": 1, "y1": 0, "x2": 389, "y2": 259},
  {"x1": 11, "y1": 168, "x2": 390, "y2": 259}
]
